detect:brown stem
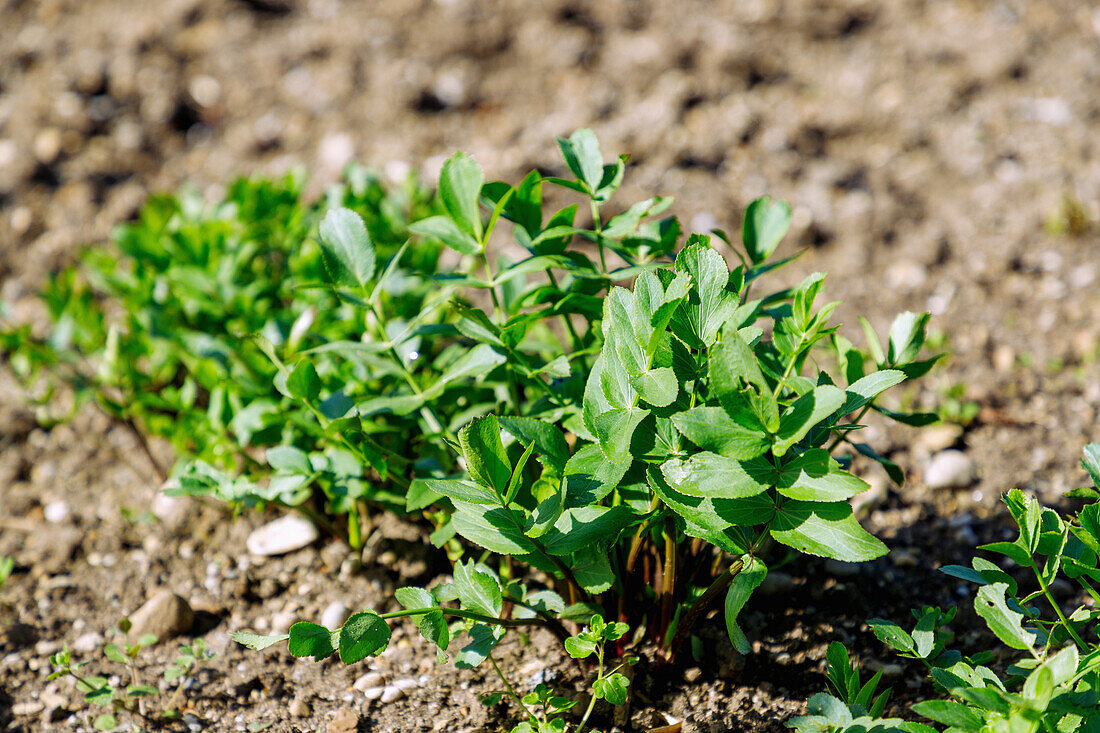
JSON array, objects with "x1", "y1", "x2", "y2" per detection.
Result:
[
  {"x1": 121, "y1": 416, "x2": 167, "y2": 482},
  {"x1": 659, "y1": 521, "x2": 676, "y2": 642}
]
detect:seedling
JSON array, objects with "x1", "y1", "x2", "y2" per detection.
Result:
[{"x1": 47, "y1": 620, "x2": 215, "y2": 732}]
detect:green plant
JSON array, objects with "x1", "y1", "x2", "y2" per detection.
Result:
[
  {"x1": 0, "y1": 555, "x2": 12, "y2": 589},
  {"x1": 226, "y1": 132, "x2": 943, "y2": 731},
  {"x1": 48, "y1": 620, "x2": 215, "y2": 731},
  {"x1": 0, "y1": 168, "x2": 435, "y2": 492},
  {"x1": 792, "y1": 443, "x2": 1100, "y2": 733},
  {"x1": 936, "y1": 383, "x2": 979, "y2": 427}
]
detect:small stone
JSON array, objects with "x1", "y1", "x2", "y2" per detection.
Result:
[
  {"x1": 380, "y1": 684, "x2": 404, "y2": 703},
  {"x1": 12, "y1": 701, "x2": 44, "y2": 716},
  {"x1": 33, "y1": 128, "x2": 62, "y2": 164},
  {"x1": 683, "y1": 667, "x2": 702, "y2": 682},
  {"x1": 271, "y1": 610, "x2": 296, "y2": 635},
  {"x1": 127, "y1": 590, "x2": 194, "y2": 643},
  {"x1": 327, "y1": 707, "x2": 361, "y2": 733},
  {"x1": 339, "y1": 557, "x2": 362, "y2": 580},
  {"x1": 362, "y1": 686, "x2": 385, "y2": 700},
  {"x1": 153, "y1": 481, "x2": 190, "y2": 529},
  {"x1": 72, "y1": 632, "x2": 103, "y2": 653},
  {"x1": 353, "y1": 672, "x2": 384, "y2": 691},
  {"x1": 289, "y1": 697, "x2": 311, "y2": 717},
  {"x1": 924, "y1": 450, "x2": 976, "y2": 490},
  {"x1": 992, "y1": 345, "x2": 1015, "y2": 373},
  {"x1": 246, "y1": 515, "x2": 318, "y2": 557},
  {"x1": 392, "y1": 677, "x2": 418, "y2": 691},
  {"x1": 43, "y1": 500, "x2": 69, "y2": 524},
  {"x1": 321, "y1": 601, "x2": 351, "y2": 630}
]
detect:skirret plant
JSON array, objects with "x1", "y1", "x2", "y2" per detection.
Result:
[
  {"x1": 233, "y1": 131, "x2": 942, "y2": 728},
  {"x1": 791, "y1": 443, "x2": 1100, "y2": 733}
]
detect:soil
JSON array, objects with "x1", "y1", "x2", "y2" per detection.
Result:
[{"x1": 2, "y1": 0, "x2": 1099, "y2": 731}]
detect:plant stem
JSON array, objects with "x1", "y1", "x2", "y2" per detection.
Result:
[
  {"x1": 379, "y1": 607, "x2": 547, "y2": 629},
  {"x1": 1033, "y1": 565, "x2": 1087, "y2": 651},
  {"x1": 575, "y1": 642, "x2": 604, "y2": 733},
  {"x1": 664, "y1": 533, "x2": 770, "y2": 660},
  {"x1": 121, "y1": 416, "x2": 168, "y2": 482},
  {"x1": 590, "y1": 201, "x2": 607, "y2": 275},
  {"x1": 827, "y1": 405, "x2": 872, "y2": 453},
  {"x1": 488, "y1": 653, "x2": 538, "y2": 723}
]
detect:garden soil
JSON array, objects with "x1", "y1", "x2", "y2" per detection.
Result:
[{"x1": 1, "y1": 0, "x2": 1099, "y2": 731}]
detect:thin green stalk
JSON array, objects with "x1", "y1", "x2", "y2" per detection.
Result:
[
  {"x1": 1033, "y1": 565, "x2": 1087, "y2": 651},
  {"x1": 380, "y1": 607, "x2": 545, "y2": 629},
  {"x1": 590, "y1": 200, "x2": 607, "y2": 275},
  {"x1": 488, "y1": 653, "x2": 538, "y2": 723},
  {"x1": 828, "y1": 404, "x2": 872, "y2": 453},
  {"x1": 575, "y1": 641, "x2": 604, "y2": 733}
]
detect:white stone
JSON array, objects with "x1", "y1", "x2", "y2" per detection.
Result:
[
  {"x1": 72, "y1": 632, "x2": 103, "y2": 653},
  {"x1": 353, "y1": 672, "x2": 384, "y2": 691},
  {"x1": 362, "y1": 686, "x2": 385, "y2": 701},
  {"x1": 379, "y1": 685, "x2": 404, "y2": 703},
  {"x1": 152, "y1": 481, "x2": 190, "y2": 528},
  {"x1": 246, "y1": 515, "x2": 318, "y2": 557},
  {"x1": 320, "y1": 601, "x2": 351, "y2": 630},
  {"x1": 924, "y1": 450, "x2": 975, "y2": 490},
  {"x1": 43, "y1": 500, "x2": 69, "y2": 523}
]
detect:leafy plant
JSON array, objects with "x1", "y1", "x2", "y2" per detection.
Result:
[
  {"x1": 792, "y1": 443, "x2": 1100, "y2": 733},
  {"x1": 0, "y1": 554, "x2": 12, "y2": 589},
  {"x1": 48, "y1": 620, "x2": 215, "y2": 731}
]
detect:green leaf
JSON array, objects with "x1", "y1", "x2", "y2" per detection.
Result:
[
  {"x1": 318, "y1": 208, "x2": 375, "y2": 289},
  {"x1": 709, "y1": 328, "x2": 778, "y2": 430},
  {"x1": 910, "y1": 700, "x2": 984, "y2": 731},
  {"x1": 540, "y1": 505, "x2": 635, "y2": 556},
  {"x1": 630, "y1": 367, "x2": 678, "y2": 407},
  {"x1": 770, "y1": 500, "x2": 887, "y2": 561},
  {"x1": 267, "y1": 445, "x2": 312, "y2": 474},
  {"x1": 439, "y1": 151, "x2": 484, "y2": 240},
  {"x1": 774, "y1": 450, "x2": 869, "y2": 502},
  {"x1": 419, "y1": 610, "x2": 450, "y2": 660},
  {"x1": 459, "y1": 415, "x2": 511, "y2": 500},
  {"x1": 742, "y1": 196, "x2": 792, "y2": 264},
  {"x1": 1082, "y1": 443, "x2": 1100, "y2": 488},
  {"x1": 454, "y1": 624, "x2": 505, "y2": 669},
  {"x1": 772, "y1": 385, "x2": 844, "y2": 457},
  {"x1": 670, "y1": 406, "x2": 769, "y2": 460},
  {"x1": 866, "y1": 619, "x2": 914, "y2": 654},
  {"x1": 564, "y1": 635, "x2": 598, "y2": 659},
  {"x1": 422, "y1": 478, "x2": 499, "y2": 505},
  {"x1": 570, "y1": 547, "x2": 616, "y2": 593},
  {"x1": 593, "y1": 672, "x2": 630, "y2": 705},
  {"x1": 912, "y1": 609, "x2": 936, "y2": 658},
  {"x1": 395, "y1": 586, "x2": 435, "y2": 613},
  {"x1": 287, "y1": 622, "x2": 337, "y2": 660},
  {"x1": 660, "y1": 452, "x2": 770, "y2": 499},
  {"x1": 724, "y1": 555, "x2": 767, "y2": 653},
  {"x1": 564, "y1": 444, "x2": 631, "y2": 507},
  {"x1": 286, "y1": 360, "x2": 321, "y2": 403},
  {"x1": 232, "y1": 631, "x2": 290, "y2": 650},
  {"x1": 453, "y1": 561, "x2": 503, "y2": 617},
  {"x1": 557, "y1": 129, "x2": 604, "y2": 193},
  {"x1": 840, "y1": 370, "x2": 905, "y2": 416},
  {"x1": 451, "y1": 501, "x2": 537, "y2": 555},
  {"x1": 126, "y1": 684, "x2": 159, "y2": 697},
  {"x1": 94, "y1": 714, "x2": 118, "y2": 730},
  {"x1": 425, "y1": 344, "x2": 506, "y2": 398},
  {"x1": 974, "y1": 582, "x2": 1033, "y2": 650},
  {"x1": 592, "y1": 407, "x2": 650, "y2": 464},
  {"x1": 498, "y1": 417, "x2": 571, "y2": 474},
  {"x1": 671, "y1": 240, "x2": 741, "y2": 348},
  {"x1": 887, "y1": 312, "x2": 929, "y2": 365},
  {"x1": 409, "y1": 215, "x2": 481, "y2": 255},
  {"x1": 338, "y1": 611, "x2": 392, "y2": 664}
]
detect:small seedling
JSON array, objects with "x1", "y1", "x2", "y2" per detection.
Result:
[{"x1": 48, "y1": 619, "x2": 215, "y2": 732}]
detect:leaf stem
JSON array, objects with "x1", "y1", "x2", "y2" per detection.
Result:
[
  {"x1": 575, "y1": 640, "x2": 604, "y2": 733},
  {"x1": 1032, "y1": 564, "x2": 1087, "y2": 651},
  {"x1": 488, "y1": 653, "x2": 538, "y2": 723}
]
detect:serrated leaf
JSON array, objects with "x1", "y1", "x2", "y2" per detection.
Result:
[
  {"x1": 670, "y1": 406, "x2": 770, "y2": 460},
  {"x1": 409, "y1": 215, "x2": 481, "y2": 255},
  {"x1": 671, "y1": 240, "x2": 741, "y2": 348},
  {"x1": 439, "y1": 152, "x2": 484, "y2": 239},
  {"x1": 772, "y1": 385, "x2": 845, "y2": 457},
  {"x1": 840, "y1": 370, "x2": 905, "y2": 416},
  {"x1": 593, "y1": 672, "x2": 630, "y2": 705},
  {"x1": 770, "y1": 500, "x2": 887, "y2": 561},
  {"x1": 629, "y1": 367, "x2": 678, "y2": 407},
  {"x1": 910, "y1": 700, "x2": 984, "y2": 731},
  {"x1": 453, "y1": 561, "x2": 503, "y2": 617},
  {"x1": 660, "y1": 452, "x2": 770, "y2": 499},
  {"x1": 557, "y1": 129, "x2": 604, "y2": 193},
  {"x1": 540, "y1": 505, "x2": 635, "y2": 556},
  {"x1": 454, "y1": 624, "x2": 505, "y2": 669},
  {"x1": 459, "y1": 415, "x2": 511, "y2": 500},
  {"x1": 451, "y1": 501, "x2": 537, "y2": 555},
  {"x1": 498, "y1": 417, "x2": 571, "y2": 473},
  {"x1": 318, "y1": 208, "x2": 375, "y2": 289},
  {"x1": 974, "y1": 582, "x2": 1033, "y2": 651},
  {"x1": 563, "y1": 443, "x2": 631, "y2": 507},
  {"x1": 592, "y1": 407, "x2": 650, "y2": 464},
  {"x1": 866, "y1": 619, "x2": 915, "y2": 654}
]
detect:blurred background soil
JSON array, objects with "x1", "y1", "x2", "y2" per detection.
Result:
[{"x1": 1, "y1": 1, "x2": 1099, "y2": 731}]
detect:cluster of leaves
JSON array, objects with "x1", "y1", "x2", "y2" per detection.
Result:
[
  {"x1": 224, "y1": 131, "x2": 943, "y2": 730},
  {"x1": 0, "y1": 167, "x2": 436, "y2": 490},
  {"x1": 791, "y1": 443, "x2": 1100, "y2": 733},
  {"x1": 48, "y1": 620, "x2": 215, "y2": 732}
]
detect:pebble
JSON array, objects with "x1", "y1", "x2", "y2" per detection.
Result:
[
  {"x1": 71, "y1": 632, "x2": 103, "y2": 653},
  {"x1": 362, "y1": 686, "x2": 385, "y2": 701},
  {"x1": 289, "y1": 697, "x2": 311, "y2": 717},
  {"x1": 321, "y1": 601, "x2": 351, "y2": 630},
  {"x1": 152, "y1": 481, "x2": 190, "y2": 529},
  {"x1": 992, "y1": 345, "x2": 1015, "y2": 373},
  {"x1": 32, "y1": 128, "x2": 62, "y2": 164},
  {"x1": 271, "y1": 610, "x2": 297, "y2": 635},
  {"x1": 683, "y1": 667, "x2": 702, "y2": 682},
  {"x1": 924, "y1": 450, "x2": 976, "y2": 489},
  {"x1": 380, "y1": 684, "x2": 405, "y2": 703},
  {"x1": 327, "y1": 707, "x2": 361, "y2": 733},
  {"x1": 12, "y1": 702, "x2": 44, "y2": 716},
  {"x1": 353, "y1": 672, "x2": 384, "y2": 691},
  {"x1": 127, "y1": 590, "x2": 194, "y2": 643},
  {"x1": 43, "y1": 500, "x2": 70, "y2": 524},
  {"x1": 246, "y1": 515, "x2": 318, "y2": 557}
]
